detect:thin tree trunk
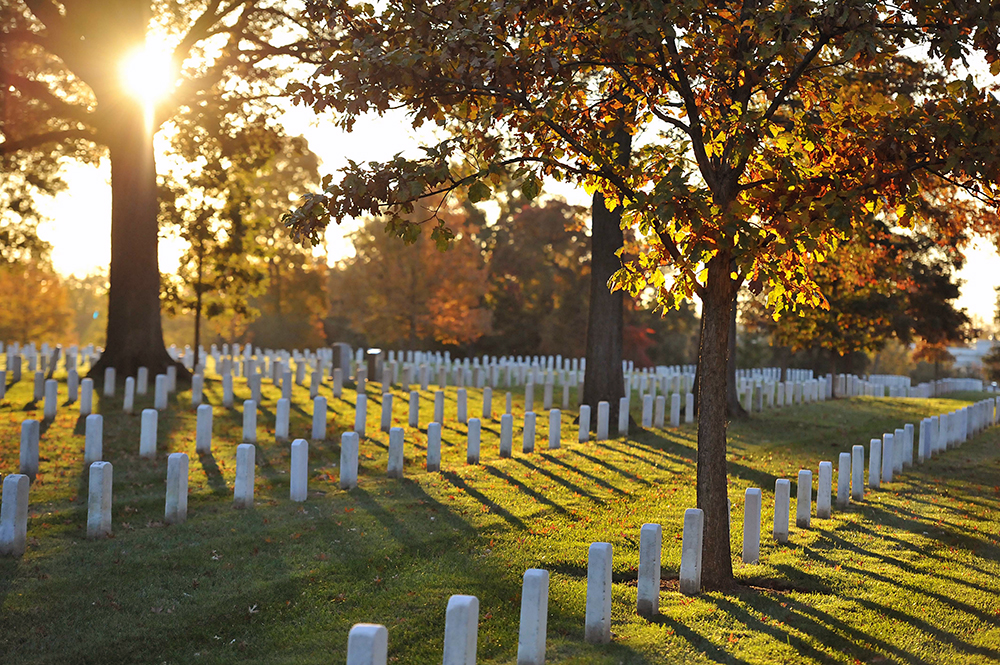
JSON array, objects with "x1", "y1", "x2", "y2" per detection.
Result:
[
  {"x1": 697, "y1": 253, "x2": 737, "y2": 589},
  {"x1": 91, "y1": 102, "x2": 181, "y2": 381},
  {"x1": 193, "y1": 247, "x2": 204, "y2": 370},
  {"x1": 727, "y1": 296, "x2": 748, "y2": 419}
]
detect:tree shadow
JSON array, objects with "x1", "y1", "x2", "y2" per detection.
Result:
[
  {"x1": 439, "y1": 470, "x2": 527, "y2": 531},
  {"x1": 510, "y1": 457, "x2": 607, "y2": 505}
]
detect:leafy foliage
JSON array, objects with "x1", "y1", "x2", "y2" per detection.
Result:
[
  {"x1": 329, "y1": 203, "x2": 491, "y2": 349},
  {"x1": 287, "y1": 0, "x2": 1000, "y2": 316}
]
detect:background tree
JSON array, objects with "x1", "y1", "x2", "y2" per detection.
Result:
[
  {"x1": 64, "y1": 272, "x2": 108, "y2": 347},
  {"x1": 744, "y1": 223, "x2": 970, "y2": 387},
  {"x1": 329, "y1": 208, "x2": 491, "y2": 350},
  {"x1": 1, "y1": 0, "x2": 320, "y2": 376},
  {"x1": 0, "y1": 255, "x2": 71, "y2": 343},
  {"x1": 475, "y1": 199, "x2": 591, "y2": 358},
  {"x1": 287, "y1": 1, "x2": 1000, "y2": 588},
  {"x1": 161, "y1": 105, "x2": 321, "y2": 364}
]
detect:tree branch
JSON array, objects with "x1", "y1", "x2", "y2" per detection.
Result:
[{"x1": 0, "y1": 128, "x2": 96, "y2": 156}]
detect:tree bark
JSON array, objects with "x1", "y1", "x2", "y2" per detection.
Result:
[
  {"x1": 583, "y1": 189, "x2": 627, "y2": 429},
  {"x1": 90, "y1": 101, "x2": 180, "y2": 381},
  {"x1": 582, "y1": 121, "x2": 632, "y2": 431},
  {"x1": 697, "y1": 252, "x2": 737, "y2": 589}
]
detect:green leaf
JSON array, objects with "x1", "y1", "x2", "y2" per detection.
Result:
[
  {"x1": 521, "y1": 176, "x2": 541, "y2": 201},
  {"x1": 468, "y1": 180, "x2": 490, "y2": 203}
]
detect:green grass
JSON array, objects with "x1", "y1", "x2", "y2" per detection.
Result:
[{"x1": 1, "y1": 371, "x2": 999, "y2": 664}]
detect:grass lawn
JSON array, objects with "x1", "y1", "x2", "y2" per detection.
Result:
[{"x1": 1, "y1": 372, "x2": 999, "y2": 664}]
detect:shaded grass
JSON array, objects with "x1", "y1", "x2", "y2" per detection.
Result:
[{"x1": 0, "y1": 373, "x2": 998, "y2": 664}]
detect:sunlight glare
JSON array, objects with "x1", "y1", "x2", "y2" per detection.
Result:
[{"x1": 121, "y1": 43, "x2": 175, "y2": 109}]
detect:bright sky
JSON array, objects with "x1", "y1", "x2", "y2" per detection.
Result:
[{"x1": 34, "y1": 72, "x2": 1000, "y2": 329}]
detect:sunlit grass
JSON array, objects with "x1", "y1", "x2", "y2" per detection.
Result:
[{"x1": 1, "y1": 371, "x2": 998, "y2": 664}]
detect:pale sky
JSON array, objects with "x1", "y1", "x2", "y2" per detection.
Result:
[{"x1": 35, "y1": 98, "x2": 1000, "y2": 328}]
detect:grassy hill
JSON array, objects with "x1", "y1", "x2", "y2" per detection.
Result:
[{"x1": 1, "y1": 373, "x2": 998, "y2": 664}]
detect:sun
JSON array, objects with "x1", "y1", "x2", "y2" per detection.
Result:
[{"x1": 121, "y1": 42, "x2": 176, "y2": 109}]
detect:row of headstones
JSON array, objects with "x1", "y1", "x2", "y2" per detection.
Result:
[
  {"x1": 9, "y1": 384, "x2": 995, "y2": 560},
  {"x1": 2, "y1": 342, "x2": 100, "y2": 381},
  {"x1": 336, "y1": 396, "x2": 1000, "y2": 664},
  {"x1": 26, "y1": 366, "x2": 181, "y2": 421},
  {"x1": 8, "y1": 388, "x2": 681, "y2": 554}
]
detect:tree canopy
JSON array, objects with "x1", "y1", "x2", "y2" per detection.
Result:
[
  {"x1": 287, "y1": 0, "x2": 1000, "y2": 588},
  {"x1": 1, "y1": 0, "x2": 322, "y2": 374}
]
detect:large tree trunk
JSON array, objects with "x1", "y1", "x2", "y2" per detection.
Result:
[
  {"x1": 697, "y1": 253, "x2": 737, "y2": 589},
  {"x1": 91, "y1": 102, "x2": 179, "y2": 381},
  {"x1": 583, "y1": 190, "x2": 626, "y2": 428},
  {"x1": 582, "y1": 122, "x2": 631, "y2": 431}
]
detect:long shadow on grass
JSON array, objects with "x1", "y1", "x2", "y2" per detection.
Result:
[
  {"x1": 510, "y1": 457, "x2": 608, "y2": 506},
  {"x1": 806, "y1": 549, "x2": 1000, "y2": 627},
  {"x1": 705, "y1": 592, "x2": 887, "y2": 665},
  {"x1": 480, "y1": 464, "x2": 571, "y2": 516},
  {"x1": 568, "y1": 448, "x2": 655, "y2": 486},
  {"x1": 649, "y1": 613, "x2": 754, "y2": 665},
  {"x1": 439, "y1": 470, "x2": 527, "y2": 530},
  {"x1": 539, "y1": 451, "x2": 631, "y2": 496}
]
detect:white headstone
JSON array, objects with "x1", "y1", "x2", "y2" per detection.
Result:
[
  {"x1": 164, "y1": 453, "x2": 188, "y2": 524},
  {"x1": 408, "y1": 391, "x2": 419, "y2": 427},
  {"x1": 354, "y1": 394, "x2": 367, "y2": 436},
  {"x1": 517, "y1": 569, "x2": 549, "y2": 665},
  {"x1": 87, "y1": 461, "x2": 113, "y2": 538},
  {"x1": 103, "y1": 367, "x2": 115, "y2": 397},
  {"x1": 313, "y1": 396, "x2": 328, "y2": 440},
  {"x1": 191, "y1": 374, "x2": 204, "y2": 406},
  {"x1": 442, "y1": 594, "x2": 479, "y2": 665},
  {"x1": 578, "y1": 404, "x2": 591, "y2": 442},
  {"x1": 670, "y1": 393, "x2": 681, "y2": 428},
  {"x1": 0, "y1": 474, "x2": 30, "y2": 557},
  {"x1": 596, "y1": 401, "x2": 610, "y2": 440},
  {"x1": 796, "y1": 470, "x2": 812, "y2": 528},
  {"x1": 196, "y1": 404, "x2": 213, "y2": 454},
  {"x1": 137, "y1": 367, "x2": 149, "y2": 395},
  {"x1": 816, "y1": 462, "x2": 832, "y2": 519},
  {"x1": 290, "y1": 439, "x2": 308, "y2": 501},
  {"x1": 584, "y1": 542, "x2": 613, "y2": 643},
  {"x1": 837, "y1": 452, "x2": 851, "y2": 509},
  {"x1": 154, "y1": 374, "x2": 168, "y2": 410},
  {"x1": 523, "y1": 412, "x2": 536, "y2": 453},
  {"x1": 548, "y1": 409, "x2": 561, "y2": 449},
  {"x1": 427, "y1": 422, "x2": 442, "y2": 472},
  {"x1": 233, "y1": 443, "x2": 256, "y2": 508},
  {"x1": 166, "y1": 365, "x2": 177, "y2": 393},
  {"x1": 679, "y1": 508, "x2": 705, "y2": 595},
  {"x1": 340, "y1": 432, "x2": 360, "y2": 489},
  {"x1": 456, "y1": 388, "x2": 467, "y2": 424},
  {"x1": 84, "y1": 413, "x2": 103, "y2": 464},
  {"x1": 685, "y1": 392, "x2": 695, "y2": 423},
  {"x1": 19, "y1": 419, "x2": 39, "y2": 480},
  {"x1": 123, "y1": 376, "x2": 135, "y2": 414},
  {"x1": 499, "y1": 413, "x2": 513, "y2": 458},
  {"x1": 346, "y1": 623, "x2": 388, "y2": 665},
  {"x1": 139, "y1": 409, "x2": 157, "y2": 459},
  {"x1": 852, "y1": 445, "x2": 865, "y2": 500},
  {"x1": 43, "y1": 379, "x2": 57, "y2": 420},
  {"x1": 774, "y1": 478, "x2": 790, "y2": 543},
  {"x1": 434, "y1": 391, "x2": 444, "y2": 424},
  {"x1": 637, "y1": 523, "x2": 662, "y2": 616},
  {"x1": 387, "y1": 428, "x2": 405, "y2": 478},
  {"x1": 742, "y1": 488, "x2": 761, "y2": 564},
  {"x1": 482, "y1": 387, "x2": 493, "y2": 420},
  {"x1": 222, "y1": 373, "x2": 234, "y2": 408},
  {"x1": 467, "y1": 418, "x2": 481, "y2": 464},
  {"x1": 80, "y1": 378, "x2": 93, "y2": 416},
  {"x1": 869, "y1": 438, "x2": 881, "y2": 489},
  {"x1": 242, "y1": 400, "x2": 257, "y2": 443},
  {"x1": 880, "y1": 433, "x2": 894, "y2": 484}
]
